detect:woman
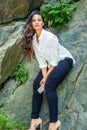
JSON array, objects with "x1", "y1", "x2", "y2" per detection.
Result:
[{"x1": 22, "y1": 10, "x2": 75, "y2": 130}]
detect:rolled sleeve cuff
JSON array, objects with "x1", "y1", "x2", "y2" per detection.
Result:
[
  {"x1": 50, "y1": 61, "x2": 58, "y2": 67},
  {"x1": 39, "y1": 64, "x2": 47, "y2": 69}
]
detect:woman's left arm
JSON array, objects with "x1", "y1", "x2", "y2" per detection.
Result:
[
  {"x1": 40, "y1": 34, "x2": 59, "y2": 85},
  {"x1": 40, "y1": 65, "x2": 55, "y2": 85},
  {"x1": 46, "y1": 65, "x2": 55, "y2": 77}
]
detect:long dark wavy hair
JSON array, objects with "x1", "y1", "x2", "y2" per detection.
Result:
[{"x1": 21, "y1": 10, "x2": 45, "y2": 61}]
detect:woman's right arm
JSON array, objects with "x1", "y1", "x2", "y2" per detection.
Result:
[{"x1": 40, "y1": 67, "x2": 47, "y2": 85}]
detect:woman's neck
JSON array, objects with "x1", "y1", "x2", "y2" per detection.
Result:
[
  {"x1": 36, "y1": 29, "x2": 43, "y2": 37},
  {"x1": 36, "y1": 29, "x2": 42, "y2": 43}
]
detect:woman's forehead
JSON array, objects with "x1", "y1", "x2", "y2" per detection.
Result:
[{"x1": 32, "y1": 14, "x2": 42, "y2": 19}]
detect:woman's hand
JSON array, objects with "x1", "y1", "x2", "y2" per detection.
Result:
[
  {"x1": 40, "y1": 77, "x2": 47, "y2": 86},
  {"x1": 40, "y1": 65, "x2": 55, "y2": 86}
]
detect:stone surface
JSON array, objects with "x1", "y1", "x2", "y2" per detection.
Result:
[
  {"x1": 0, "y1": 0, "x2": 43, "y2": 24},
  {"x1": 43, "y1": 0, "x2": 57, "y2": 4},
  {"x1": 0, "y1": 22, "x2": 24, "y2": 84},
  {"x1": 0, "y1": 0, "x2": 87, "y2": 130}
]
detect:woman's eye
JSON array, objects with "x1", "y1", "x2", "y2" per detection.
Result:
[
  {"x1": 32, "y1": 19, "x2": 42, "y2": 22},
  {"x1": 38, "y1": 19, "x2": 41, "y2": 21},
  {"x1": 32, "y1": 19, "x2": 35, "y2": 22}
]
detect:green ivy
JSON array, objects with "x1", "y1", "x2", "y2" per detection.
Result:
[
  {"x1": 0, "y1": 114, "x2": 27, "y2": 130},
  {"x1": 40, "y1": 0, "x2": 77, "y2": 29},
  {"x1": 13, "y1": 63, "x2": 29, "y2": 84}
]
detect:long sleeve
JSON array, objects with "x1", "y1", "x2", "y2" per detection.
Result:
[{"x1": 35, "y1": 52, "x2": 47, "y2": 68}]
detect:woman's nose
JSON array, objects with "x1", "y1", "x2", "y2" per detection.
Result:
[{"x1": 35, "y1": 20, "x2": 39, "y2": 23}]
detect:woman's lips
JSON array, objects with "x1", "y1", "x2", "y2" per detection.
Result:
[{"x1": 35, "y1": 25, "x2": 39, "y2": 27}]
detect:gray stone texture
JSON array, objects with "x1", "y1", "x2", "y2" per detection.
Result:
[
  {"x1": 0, "y1": 0, "x2": 43, "y2": 24},
  {"x1": 0, "y1": 0, "x2": 87, "y2": 130},
  {"x1": 0, "y1": 22, "x2": 25, "y2": 84}
]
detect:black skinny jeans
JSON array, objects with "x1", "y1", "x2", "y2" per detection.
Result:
[{"x1": 31, "y1": 58, "x2": 73, "y2": 122}]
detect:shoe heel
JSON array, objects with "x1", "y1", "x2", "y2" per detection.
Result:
[
  {"x1": 39, "y1": 123, "x2": 42, "y2": 130},
  {"x1": 36, "y1": 123, "x2": 42, "y2": 130},
  {"x1": 57, "y1": 125, "x2": 61, "y2": 130}
]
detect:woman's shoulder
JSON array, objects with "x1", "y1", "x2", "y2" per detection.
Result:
[{"x1": 43, "y1": 29, "x2": 57, "y2": 39}]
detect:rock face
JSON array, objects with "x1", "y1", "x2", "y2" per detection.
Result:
[
  {"x1": 0, "y1": 0, "x2": 44, "y2": 111},
  {"x1": 0, "y1": 0, "x2": 43, "y2": 84},
  {"x1": 0, "y1": 22, "x2": 24, "y2": 85},
  {"x1": 0, "y1": 0, "x2": 43, "y2": 24},
  {"x1": 0, "y1": 0, "x2": 87, "y2": 130},
  {"x1": 58, "y1": 0, "x2": 87, "y2": 129}
]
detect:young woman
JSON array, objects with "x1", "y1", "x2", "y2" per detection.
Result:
[{"x1": 22, "y1": 10, "x2": 75, "y2": 130}]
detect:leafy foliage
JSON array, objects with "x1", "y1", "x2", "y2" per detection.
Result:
[
  {"x1": 13, "y1": 63, "x2": 29, "y2": 84},
  {"x1": 40, "y1": 0, "x2": 77, "y2": 29},
  {"x1": 0, "y1": 114, "x2": 27, "y2": 130}
]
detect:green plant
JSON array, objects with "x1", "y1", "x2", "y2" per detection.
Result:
[
  {"x1": 40, "y1": 0, "x2": 77, "y2": 29},
  {"x1": 13, "y1": 63, "x2": 29, "y2": 84},
  {"x1": 0, "y1": 114, "x2": 27, "y2": 130}
]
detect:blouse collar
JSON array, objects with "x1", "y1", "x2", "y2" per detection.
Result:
[{"x1": 33, "y1": 29, "x2": 45, "y2": 41}]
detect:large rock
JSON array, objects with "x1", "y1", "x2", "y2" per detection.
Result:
[
  {"x1": 57, "y1": 0, "x2": 87, "y2": 129},
  {"x1": 0, "y1": 0, "x2": 43, "y2": 24},
  {"x1": 0, "y1": 0, "x2": 87, "y2": 130},
  {"x1": 0, "y1": 22, "x2": 24, "y2": 85}
]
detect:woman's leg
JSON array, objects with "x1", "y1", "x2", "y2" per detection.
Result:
[
  {"x1": 31, "y1": 70, "x2": 43, "y2": 119},
  {"x1": 45, "y1": 58, "x2": 73, "y2": 122}
]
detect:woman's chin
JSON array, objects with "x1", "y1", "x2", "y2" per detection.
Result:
[{"x1": 34, "y1": 27, "x2": 42, "y2": 31}]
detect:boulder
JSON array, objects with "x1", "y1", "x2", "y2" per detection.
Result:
[
  {"x1": 0, "y1": 0, "x2": 43, "y2": 24},
  {"x1": 0, "y1": 22, "x2": 24, "y2": 85},
  {"x1": 0, "y1": 0, "x2": 87, "y2": 130}
]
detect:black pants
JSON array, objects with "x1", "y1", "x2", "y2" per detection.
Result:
[{"x1": 31, "y1": 58, "x2": 73, "y2": 122}]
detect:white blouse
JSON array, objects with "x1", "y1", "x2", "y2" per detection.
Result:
[{"x1": 32, "y1": 29, "x2": 75, "y2": 68}]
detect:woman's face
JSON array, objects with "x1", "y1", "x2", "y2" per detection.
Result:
[{"x1": 31, "y1": 14, "x2": 44, "y2": 32}]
